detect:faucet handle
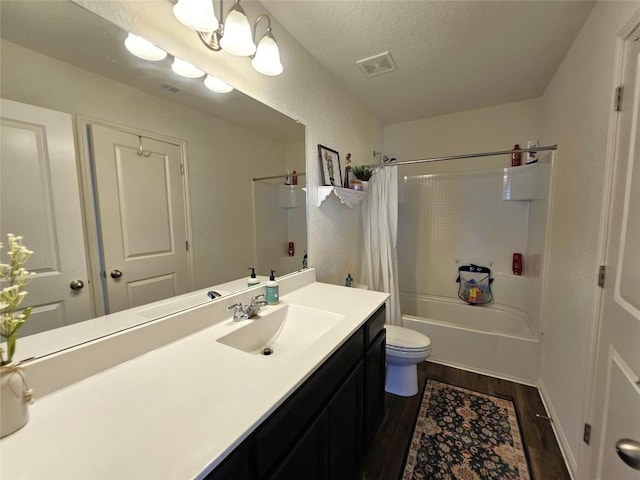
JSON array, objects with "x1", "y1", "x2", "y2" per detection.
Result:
[
  {"x1": 251, "y1": 294, "x2": 265, "y2": 303},
  {"x1": 227, "y1": 302, "x2": 243, "y2": 310},
  {"x1": 227, "y1": 302, "x2": 245, "y2": 320}
]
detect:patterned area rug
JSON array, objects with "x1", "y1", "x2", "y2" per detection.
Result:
[{"x1": 402, "y1": 380, "x2": 530, "y2": 480}]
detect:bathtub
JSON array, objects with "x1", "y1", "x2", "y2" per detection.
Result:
[{"x1": 400, "y1": 293, "x2": 540, "y2": 384}]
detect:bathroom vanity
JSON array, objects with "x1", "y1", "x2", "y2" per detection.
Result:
[
  {"x1": 209, "y1": 303, "x2": 386, "y2": 480},
  {"x1": 0, "y1": 269, "x2": 388, "y2": 479}
]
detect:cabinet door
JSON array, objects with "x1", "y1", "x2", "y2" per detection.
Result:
[
  {"x1": 204, "y1": 444, "x2": 251, "y2": 480},
  {"x1": 269, "y1": 412, "x2": 326, "y2": 480},
  {"x1": 328, "y1": 363, "x2": 363, "y2": 480},
  {"x1": 364, "y1": 330, "x2": 386, "y2": 450}
]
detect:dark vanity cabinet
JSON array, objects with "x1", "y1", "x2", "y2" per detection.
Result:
[
  {"x1": 364, "y1": 315, "x2": 386, "y2": 451},
  {"x1": 205, "y1": 305, "x2": 386, "y2": 480}
]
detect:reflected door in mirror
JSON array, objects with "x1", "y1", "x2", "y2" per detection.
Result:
[
  {"x1": 89, "y1": 124, "x2": 193, "y2": 313},
  {"x1": 0, "y1": 99, "x2": 93, "y2": 335}
]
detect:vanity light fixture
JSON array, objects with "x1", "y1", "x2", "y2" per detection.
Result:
[
  {"x1": 204, "y1": 75, "x2": 234, "y2": 93},
  {"x1": 173, "y1": 0, "x2": 219, "y2": 33},
  {"x1": 218, "y1": 1, "x2": 255, "y2": 56},
  {"x1": 171, "y1": 57, "x2": 206, "y2": 78},
  {"x1": 172, "y1": 0, "x2": 284, "y2": 76},
  {"x1": 124, "y1": 33, "x2": 167, "y2": 61},
  {"x1": 251, "y1": 15, "x2": 283, "y2": 76}
]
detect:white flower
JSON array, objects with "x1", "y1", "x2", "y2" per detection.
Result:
[{"x1": 0, "y1": 233, "x2": 34, "y2": 364}]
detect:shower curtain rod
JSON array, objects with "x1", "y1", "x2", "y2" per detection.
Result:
[
  {"x1": 253, "y1": 171, "x2": 306, "y2": 182},
  {"x1": 361, "y1": 144, "x2": 557, "y2": 169}
]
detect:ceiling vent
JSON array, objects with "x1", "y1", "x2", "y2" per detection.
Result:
[
  {"x1": 356, "y1": 51, "x2": 397, "y2": 78},
  {"x1": 161, "y1": 83, "x2": 181, "y2": 93}
]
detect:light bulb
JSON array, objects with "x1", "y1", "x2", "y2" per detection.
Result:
[
  {"x1": 219, "y1": 8, "x2": 256, "y2": 56},
  {"x1": 171, "y1": 58, "x2": 205, "y2": 78},
  {"x1": 124, "y1": 33, "x2": 167, "y2": 61},
  {"x1": 251, "y1": 34, "x2": 283, "y2": 76},
  {"x1": 173, "y1": 0, "x2": 219, "y2": 33},
  {"x1": 204, "y1": 75, "x2": 234, "y2": 93}
]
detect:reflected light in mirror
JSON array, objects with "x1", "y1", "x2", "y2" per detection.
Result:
[
  {"x1": 173, "y1": 0, "x2": 218, "y2": 33},
  {"x1": 171, "y1": 57, "x2": 206, "y2": 78},
  {"x1": 124, "y1": 33, "x2": 167, "y2": 62},
  {"x1": 251, "y1": 34, "x2": 283, "y2": 76},
  {"x1": 204, "y1": 75, "x2": 234, "y2": 93}
]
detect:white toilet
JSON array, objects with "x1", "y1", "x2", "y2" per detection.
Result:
[{"x1": 385, "y1": 325, "x2": 432, "y2": 397}]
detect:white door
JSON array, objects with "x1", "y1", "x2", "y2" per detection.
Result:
[
  {"x1": 0, "y1": 99, "x2": 93, "y2": 337},
  {"x1": 88, "y1": 124, "x2": 192, "y2": 313},
  {"x1": 590, "y1": 24, "x2": 640, "y2": 480}
]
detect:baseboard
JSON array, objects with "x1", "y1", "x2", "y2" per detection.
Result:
[
  {"x1": 537, "y1": 379, "x2": 578, "y2": 479},
  {"x1": 426, "y1": 358, "x2": 538, "y2": 388}
]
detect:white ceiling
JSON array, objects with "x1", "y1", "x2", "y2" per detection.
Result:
[{"x1": 261, "y1": 0, "x2": 596, "y2": 124}]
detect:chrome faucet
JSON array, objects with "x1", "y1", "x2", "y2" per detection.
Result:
[
  {"x1": 227, "y1": 294, "x2": 268, "y2": 321},
  {"x1": 246, "y1": 294, "x2": 268, "y2": 318}
]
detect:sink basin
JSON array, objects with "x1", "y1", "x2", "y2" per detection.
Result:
[{"x1": 216, "y1": 304, "x2": 344, "y2": 357}]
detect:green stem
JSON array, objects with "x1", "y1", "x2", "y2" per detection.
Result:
[{"x1": 6, "y1": 334, "x2": 16, "y2": 364}]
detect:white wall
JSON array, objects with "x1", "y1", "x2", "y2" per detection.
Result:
[
  {"x1": 539, "y1": 1, "x2": 640, "y2": 476},
  {"x1": 0, "y1": 39, "x2": 289, "y2": 290},
  {"x1": 397, "y1": 169, "x2": 530, "y2": 306},
  {"x1": 76, "y1": 0, "x2": 383, "y2": 287},
  {"x1": 384, "y1": 98, "x2": 543, "y2": 174}
]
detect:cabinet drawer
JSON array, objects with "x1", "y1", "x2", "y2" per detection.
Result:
[{"x1": 254, "y1": 327, "x2": 364, "y2": 478}]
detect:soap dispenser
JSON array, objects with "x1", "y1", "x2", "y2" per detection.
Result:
[
  {"x1": 248, "y1": 267, "x2": 260, "y2": 287},
  {"x1": 266, "y1": 270, "x2": 279, "y2": 305}
]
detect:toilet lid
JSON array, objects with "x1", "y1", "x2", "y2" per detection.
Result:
[{"x1": 385, "y1": 325, "x2": 431, "y2": 350}]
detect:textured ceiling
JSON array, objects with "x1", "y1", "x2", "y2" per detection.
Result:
[{"x1": 262, "y1": 0, "x2": 596, "y2": 124}]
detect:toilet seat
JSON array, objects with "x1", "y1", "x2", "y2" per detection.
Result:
[{"x1": 385, "y1": 325, "x2": 431, "y2": 351}]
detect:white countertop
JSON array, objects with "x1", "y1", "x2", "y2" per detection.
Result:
[{"x1": 0, "y1": 279, "x2": 388, "y2": 479}]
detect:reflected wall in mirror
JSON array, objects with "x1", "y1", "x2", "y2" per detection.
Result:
[
  {"x1": 0, "y1": 0, "x2": 306, "y2": 343},
  {"x1": 253, "y1": 178, "x2": 307, "y2": 275}
]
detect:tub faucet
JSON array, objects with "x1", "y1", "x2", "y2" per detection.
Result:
[{"x1": 227, "y1": 295, "x2": 268, "y2": 321}]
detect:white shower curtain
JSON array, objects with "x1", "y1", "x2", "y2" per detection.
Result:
[{"x1": 361, "y1": 166, "x2": 402, "y2": 326}]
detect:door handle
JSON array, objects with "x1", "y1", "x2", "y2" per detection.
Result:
[
  {"x1": 616, "y1": 439, "x2": 640, "y2": 470},
  {"x1": 110, "y1": 269, "x2": 123, "y2": 279},
  {"x1": 69, "y1": 280, "x2": 84, "y2": 290}
]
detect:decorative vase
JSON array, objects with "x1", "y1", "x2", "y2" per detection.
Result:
[
  {"x1": 0, "y1": 363, "x2": 32, "y2": 438},
  {"x1": 361, "y1": 180, "x2": 369, "y2": 192}
]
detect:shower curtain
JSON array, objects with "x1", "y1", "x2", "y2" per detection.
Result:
[{"x1": 361, "y1": 166, "x2": 402, "y2": 326}]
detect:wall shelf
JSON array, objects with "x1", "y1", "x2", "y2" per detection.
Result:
[
  {"x1": 502, "y1": 162, "x2": 551, "y2": 201},
  {"x1": 317, "y1": 186, "x2": 366, "y2": 208}
]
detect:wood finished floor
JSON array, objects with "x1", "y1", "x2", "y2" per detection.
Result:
[{"x1": 359, "y1": 362, "x2": 571, "y2": 480}]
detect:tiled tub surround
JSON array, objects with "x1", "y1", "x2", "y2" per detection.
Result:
[{"x1": 0, "y1": 269, "x2": 388, "y2": 479}]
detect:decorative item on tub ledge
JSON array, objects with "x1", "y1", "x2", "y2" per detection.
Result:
[{"x1": 0, "y1": 234, "x2": 35, "y2": 438}]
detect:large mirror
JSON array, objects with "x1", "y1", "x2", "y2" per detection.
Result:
[{"x1": 0, "y1": 0, "x2": 307, "y2": 355}]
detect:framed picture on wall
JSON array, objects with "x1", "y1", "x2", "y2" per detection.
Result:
[{"x1": 318, "y1": 144, "x2": 342, "y2": 187}]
